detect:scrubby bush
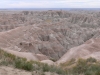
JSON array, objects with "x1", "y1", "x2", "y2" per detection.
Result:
[
  {"x1": 14, "y1": 58, "x2": 33, "y2": 71},
  {"x1": 66, "y1": 58, "x2": 100, "y2": 75},
  {"x1": 72, "y1": 58, "x2": 87, "y2": 74},
  {"x1": 2, "y1": 49, "x2": 100, "y2": 75},
  {"x1": 0, "y1": 49, "x2": 66, "y2": 75},
  {"x1": 42, "y1": 64, "x2": 50, "y2": 72},
  {"x1": 0, "y1": 60, "x2": 9, "y2": 66},
  {"x1": 0, "y1": 49, "x2": 33, "y2": 71},
  {"x1": 22, "y1": 61, "x2": 33, "y2": 71},
  {"x1": 86, "y1": 57, "x2": 97, "y2": 63}
]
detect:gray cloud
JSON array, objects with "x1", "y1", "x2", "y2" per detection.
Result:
[{"x1": 0, "y1": 0, "x2": 100, "y2": 8}]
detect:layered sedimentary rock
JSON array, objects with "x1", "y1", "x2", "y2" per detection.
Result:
[
  {"x1": 57, "y1": 34, "x2": 100, "y2": 64},
  {"x1": 0, "y1": 10, "x2": 100, "y2": 62}
]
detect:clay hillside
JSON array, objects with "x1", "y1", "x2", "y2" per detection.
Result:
[{"x1": 0, "y1": 10, "x2": 100, "y2": 64}]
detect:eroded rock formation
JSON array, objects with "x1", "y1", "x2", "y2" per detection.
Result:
[{"x1": 0, "y1": 10, "x2": 100, "y2": 62}]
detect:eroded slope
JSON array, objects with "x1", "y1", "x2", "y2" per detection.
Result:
[{"x1": 0, "y1": 10, "x2": 100, "y2": 61}]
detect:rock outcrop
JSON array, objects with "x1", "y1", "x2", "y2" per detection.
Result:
[
  {"x1": 0, "y1": 10, "x2": 100, "y2": 62},
  {"x1": 57, "y1": 34, "x2": 100, "y2": 64}
]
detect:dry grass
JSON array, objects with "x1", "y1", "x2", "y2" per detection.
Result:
[{"x1": 0, "y1": 49, "x2": 66, "y2": 75}]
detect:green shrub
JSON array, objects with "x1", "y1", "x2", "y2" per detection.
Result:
[
  {"x1": 22, "y1": 61, "x2": 33, "y2": 71},
  {"x1": 72, "y1": 58, "x2": 87, "y2": 74},
  {"x1": 42, "y1": 64, "x2": 50, "y2": 72},
  {"x1": 15, "y1": 58, "x2": 33, "y2": 71},
  {"x1": 86, "y1": 57, "x2": 97, "y2": 63},
  {"x1": 85, "y1": 70, "x2": 96, "y2": 75},
  {"x1": 0, "y1": 49, "x2": 67, "y2": 74},
  {"x1": 66, "y1": 58, "x2": 100, "y2": 75},
  {"x1": 55, "y1": 68, "x2": 66, "y2": 75},
  {"x1": 15, "y1": 58, "x2": 23, "y2": 69},
  {"x1": 4, "y1": 53, "x2": 16, "y2": 60},
  {"x1": 96, "y1": 71, "x2": 100, "y2": 75},
  {"x1": 0, "y1": 60, "x2": 9, "y2": 66}
]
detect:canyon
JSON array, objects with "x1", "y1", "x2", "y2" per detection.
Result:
[{"x1": 0, "y1": 10, "x2": 100, "y2": 64}]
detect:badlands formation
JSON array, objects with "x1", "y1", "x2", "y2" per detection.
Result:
[{"x1": 0, "y1": 10, "x2": 100, "y2": 64}]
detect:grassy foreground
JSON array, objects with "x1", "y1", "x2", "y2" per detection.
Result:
[
  {"x1": 0, "y1": 49, "x2": 66, "y2": 75},
  {"x1": 61, "y1": 57, "x2": 100, "y2": 75},
  {"x1": 1, "y1": 49, "x2": 100, "y2": 75}
]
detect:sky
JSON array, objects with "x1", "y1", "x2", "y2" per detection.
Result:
[{"x1": 0, "y1": 0, "x2": 100, "y2": 8}]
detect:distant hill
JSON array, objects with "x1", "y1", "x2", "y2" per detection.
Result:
[{"x1": 0, "y1": 10, "x2": 100, "y2": 63}]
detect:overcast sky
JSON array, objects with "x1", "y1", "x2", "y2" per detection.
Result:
[{"x1": 0, "y1": 0, "x2": 100, "y2": 8}]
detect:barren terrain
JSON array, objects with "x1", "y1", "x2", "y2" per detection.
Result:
[{"x1": 0, "y1": 10, "x2": 100, "y2": 65}]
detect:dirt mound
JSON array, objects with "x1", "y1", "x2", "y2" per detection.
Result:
[
  {"x1": 41, "y1": 60, "x2": 55, "y2": 65},
  {"x1": 57, "y1": 37, "x2": 100, "y2": 64}
]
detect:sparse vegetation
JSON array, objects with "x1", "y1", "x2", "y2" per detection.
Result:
[
  {"x1": 1, "y1": 49, "x2": 100, "y2": 75},
  {"x1": 86, "y1": 57, "x2": 97, "y2": 63},
  {"x1": 0, "y1": 50, "x2": 100, "y2": 75},
  {"x1": 15, "y1": 58, "x2": 33, "y2": 71},
  {"x1": 61, "y1": 58, "x2": 100, "y2": 75},
  {"x1": 0, "y1": 49, "x2": 66, "y2": 75}
]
